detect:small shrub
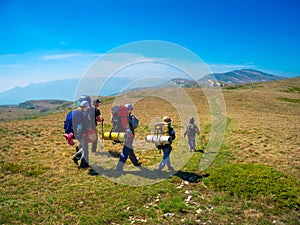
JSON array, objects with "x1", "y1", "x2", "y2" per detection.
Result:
[
  {"x1": 209, "y1": 164, "x2": 300, "y2": 209},
  {"x1": 276, "y1": 97, "x2": 300, "y2": 103},
  {"x1": 158, "y1": 197, "x2": 188, "y2": 213},
  {"x1": 282, "y1": 86, "x2": 300, "y2": 93},
  {"x1": 225, "y1": 84, "x2": 246, "y2": 90}
]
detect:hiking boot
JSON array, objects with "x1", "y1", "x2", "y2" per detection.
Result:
[
  {"x1": 134, "y1": 157, "x2": 142, "y2": 166},
  {"x1": 72, "y1": 157, "x2": 79, "y2": 165},
  {"x1": 79, "y1": 158, "x2": 89, "y2": 169},
  {"x1": 78, "y1": 165, "x2": 90, "y2": 169}
]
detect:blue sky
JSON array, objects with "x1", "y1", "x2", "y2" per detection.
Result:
[{"x1": 0, "y1": 0, "x2": 299, "y2": 92}]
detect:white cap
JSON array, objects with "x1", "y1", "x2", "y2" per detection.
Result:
[
  {"x1": 125, "y1": 103, "x2": 133, "y2": 110},
  {"x1": 80, "y1": 100, "x2": 89, "y2": 108}
]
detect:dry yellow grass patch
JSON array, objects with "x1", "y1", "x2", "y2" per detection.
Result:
[{"x1": 223, "y1": 78, "x2": 300, "y2": 179}]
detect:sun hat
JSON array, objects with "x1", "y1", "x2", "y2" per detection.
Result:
[{"x1": 163, "y1": 116, "x2": 172, "y2": 123}]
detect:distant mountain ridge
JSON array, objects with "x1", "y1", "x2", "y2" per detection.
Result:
[
  {"x1": 206, "y1": 69, "x2": 286, "y2": 84},
  {"x1": 0, "y1": 69, "x2": 287, "y2": 105},
  {"x1": 0, "y1": 79, "x2": 79, "y2": 105},
  {"x1": 0, "y1": 77, "x2": 133, "y2": 105},
  {"x1": 167, "y1": 69, "x2": 286, "y2": 88}
]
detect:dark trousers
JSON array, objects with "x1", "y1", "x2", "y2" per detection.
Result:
[
  {"x1": 116, "y1": 142, "x2": 139, "y2": 171},
  {"x1": 91, "y1": 129, "x2": 98, "y2": 152}
]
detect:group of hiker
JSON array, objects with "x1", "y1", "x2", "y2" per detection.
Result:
[{"x1": 63, "y1": 95, "x2": 200, "y2": 172}]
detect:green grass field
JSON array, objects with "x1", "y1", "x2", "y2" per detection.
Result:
[{"x1": 0, "y1": 78, "x2": 299, "y2": 224}]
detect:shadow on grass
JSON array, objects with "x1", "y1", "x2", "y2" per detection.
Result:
[
  {"x1": 174, "y1": 170, "x2": 209, "y2": 183},
  {"x1": 92, "y1": 150, "x2": 121, "y2": 158},
  {"x1": 89, "y1": 165, "x2": 174, "y2": 180},
  {"x1": 88, "y1": 164, "x2": 209, "y2": 184},
  {"x1": 88, "y1": 149, "x2": 209, "y2": 183},
  {"x1": 195, "y1": 148, "x2": 204, "y2": 153},
  {"x1": 108, "y1": 150, "x2": 121, "y2": 158}
]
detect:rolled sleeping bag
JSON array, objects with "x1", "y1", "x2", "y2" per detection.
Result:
[
  {"x1": 146, "y1": 135, "x2": 171, "y2": 145},
  {"x1": 103, "y1": 132, "x2": 128, "y2": 142}
]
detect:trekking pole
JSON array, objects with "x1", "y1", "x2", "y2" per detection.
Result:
[{"x1": 100, "y1": 119, "x2": 104, "y2": 150}]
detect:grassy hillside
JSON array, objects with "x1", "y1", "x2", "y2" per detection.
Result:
[
  {"x1": 223, "y1": 77, "x2": 300, "y2": 179},
  {"x1": 0, "y1": 78, "x2": 299, "y2": 224},
  {"x1": 0, "y1": 100, "x2": 72, "y2": 121}
]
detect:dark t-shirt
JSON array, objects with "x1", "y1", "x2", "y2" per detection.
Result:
[{"x1": 92, "y1": 107, "x2": 101, "y2": 127}]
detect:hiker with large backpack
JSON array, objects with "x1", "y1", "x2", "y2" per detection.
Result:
[
  {"x1": 157, "y1": 116, "x2": 176, "y2": 171},
  {"x1": 145, "y1": 116, "x2": 176, "y2": 171},
  {"x1": 115, "y1": 103, "x2": 141, "y2": 173},
  {"x1": 184, "y1": 117, "x2": 200, "y2": 152},
  {"x1": 73, "y1": 100, "x2": 93, "y2": 168},
  {"x1": 63, "y1": 96, "x2": 96, "y2": 169}
]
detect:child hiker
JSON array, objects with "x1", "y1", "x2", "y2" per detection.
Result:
[{"x1": 184, "y1": 117, "x2": 200, "y2": 152}]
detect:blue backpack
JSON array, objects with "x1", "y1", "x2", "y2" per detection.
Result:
[{"x1": 64, "y1": 110, "x2": 82, "y2": 134}]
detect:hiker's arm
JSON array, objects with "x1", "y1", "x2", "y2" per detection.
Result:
[
  {"x1": 170, "y1": 128, "x2": 176, "y2": 140},
  {"x1": 184, "y1": 128, "x2": 187, "y2": 138},
  {"x1": 96, "y1": 115, "x2": 104, "y2": 122}
]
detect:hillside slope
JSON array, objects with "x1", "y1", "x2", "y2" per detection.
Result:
[
  {"x1": 0, "y1": 78, "x2": 299, "y2": 224},
  {"x1": 222, "y1": 77, "x2": 300, "y2": 178}
]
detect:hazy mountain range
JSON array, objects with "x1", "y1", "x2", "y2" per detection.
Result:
[
  {"x1": 165, "y1": 69, "x2": 286, "y2": 88},
  {"x1": 205, "y1": 69, "x2": 286, "y2": 84},
  {"x1": 0, "y1": 77, "x2": 133, "y2": 105},
  {"x1": 0, "y1": 69, "x2": 288, "y2": 105}
]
